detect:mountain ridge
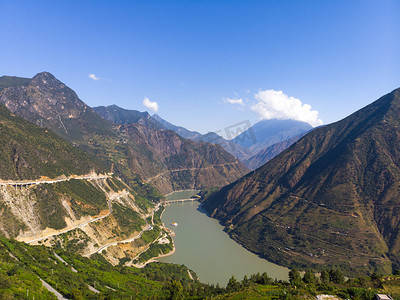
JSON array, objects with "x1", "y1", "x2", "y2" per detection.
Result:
[{"x1": 203, "y1": 87, "x2": 400, "y2": 274}]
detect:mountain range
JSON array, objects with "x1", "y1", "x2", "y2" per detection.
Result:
[
  {"x1": 203, "y1": 88, "x2": 400, "y2": 275},
  {"x1": 94, "y1": 104, "x2": 312, "y2": 168},
  {"x1": 0, "y1": 72, "x2": 248, "y2": 194}
]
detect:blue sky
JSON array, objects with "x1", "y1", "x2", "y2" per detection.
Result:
[{"x1": 1, "y1": 0, "x2": 399, "y2": 135}]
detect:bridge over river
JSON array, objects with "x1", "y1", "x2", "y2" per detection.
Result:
[{"x1": 165, "y1": 198, "x2": 198, "y2": 205}]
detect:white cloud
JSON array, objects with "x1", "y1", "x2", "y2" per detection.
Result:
[
  {"x1": 251, "y1": 89, "x2": 323, "y2": 127},
  {"x1": 88, "y1": 73, "x2": 100, "y2": 81},
  {"x1": 224, "y1": 98, "x2": 244, "y2": 105},
  {"x1": 143, "y1": 97, "x2": 159, "y2": 113}
]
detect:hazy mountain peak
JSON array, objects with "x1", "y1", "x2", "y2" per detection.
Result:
[{"x1": 232, "y1": 118, "x2": 312, "y2": 151}]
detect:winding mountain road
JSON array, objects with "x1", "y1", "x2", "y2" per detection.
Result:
[
  {"x1": 0, "y1": 173, "x2": 110, "y2": 187},
  {"x1": 84, "y1": 203, "x2": 161, "y2": 256},
  {"x1": 24, "y1": 190, "x2": 128, "y2": 244}
]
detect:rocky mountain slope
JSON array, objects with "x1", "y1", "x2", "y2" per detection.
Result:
[
  {"x1": 0, "y1": 76, "x2": 30, "y2": 93},
  {"x1": 0, "y1": 72, "x2": 248, "y2": 194},
  {"x1": 93, "y1": 104, "x2": 163, "y2": 129},
  {"x1": 97, "y1": 106, "x2": 255, "y2": 162},
  {"x1": 203, "y1": 88, "x2": 400, "y2": 274},
  {"x1": 119, "y1": 123, "x2": 248, "y2": 192}
]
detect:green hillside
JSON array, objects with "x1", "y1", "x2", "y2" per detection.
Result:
[
  {"x1": 0, "y1": 103, "x2": 101, "y2": 180},
  {"x1": 1, "y1": 236, "x2": 399, "y2": 299}
]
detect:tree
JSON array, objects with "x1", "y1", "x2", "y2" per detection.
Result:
[
  {"x1": 289, "y1": 269, "x2": 302, "y2": 286},
  {"x1": 167, "y1": 280, "x2": 184, "y2": 300},
  {"x1": 260, "y1": 272, "x2": 272, "y2": 285},
  {"x1": 303, "y1": 269, "x2": 317, "y2": 284},
  {"x1": 329, "y1": 269, "x2": 344, "y2": 284},
  {"x1": 250, "y1": 272, "x2": 261, "y2": 284},
  {"x1": 241, "y1": 275, "x2": 250, "y2": 288},
  {"x1": 227, "y1": 275, "x2": 241, "y2": 292},
  {"x1": 320, "y1": 269, "x2": 330, "y2": 284}
]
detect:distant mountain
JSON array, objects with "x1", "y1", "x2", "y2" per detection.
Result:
[
  {"x1": 93, "y1": 105, "x2": 164, "y2": 130},
  {"x1": 152, "y1": 114, "x2": 202, "y2": 140},
  {"x1": 152, "y1": 114, "x2": 254, "y2": 161},
  {"x1": 194, "y1": 132, "x2": 255, "y2": 162},
  {"x1": 243, "y1": 133, "x2": 307, "y2": 170},
  {"x1": 232, "y1": 119, "x2": 313, "y2": 153},
  {"x1": 97, "y1": 107, "x2": 255, "y2": 162},
  {"x1": 0, "y1": 72, "x2": 248, "y2": 193},
  {"x1": 93, "y1": 105, "x2": 249, "y2": 190},
  {"x1": 203, "y1": 88, "x2": 400, "y2": 275}
]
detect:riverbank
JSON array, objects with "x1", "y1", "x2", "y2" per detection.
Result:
[
  {"x1": 142, "y1": 243, "x2": 177, "y2": 267},
  {"x1": 139, "y1": 190, "x2": 201, "y2": 266},
  {"x1": 158, "y1": 200, "x2": 289, "y2": 285},
  {"x1": 129, "y1": 204, "x2": 177, "y2": 268}
]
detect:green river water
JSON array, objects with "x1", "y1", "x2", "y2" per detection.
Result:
[{"x1": 158, "y1": 190, "x2": 289, "y2": 285}]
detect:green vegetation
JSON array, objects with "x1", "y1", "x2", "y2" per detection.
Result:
[
  {"x1": 0, "y1": 236, "x2": 193, "y2": 299},
  {"x1": 34, "y1": 184, "x2": 68, "y2": 229},
  {"x1": 141, "y1": 226, "x2": 161, "y2": 244},
  {"x1": 0, "y1": 103, "x2": 102, "y2": 181},
  {"x1": 153, "y1": 206, "x2": 164, "y2": 226},
  {"x1": 1, "y1": 235, "x2": 400, "y2": 299},
  {"x1": 106, "y1": 176, "x2": 128, "y2": 192},
  {"x1": 136, "y1": 235, "x2": 174, "y2": 264},
  {"x1": 54, "y1": 229, "x2": 90, "y2": 253},
  {"x1": 53, "y1": 179, "x2": 108, "y2": 215},
  {"x1": 0, "y1": 201, "x2": 26, "y2": 237},
  {"x1": 112, "y1": 202, "x2": 146, "y2": 234}
]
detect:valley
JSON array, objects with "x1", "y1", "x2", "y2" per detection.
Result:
[
  {"x1": 0, "y1": 71, "x2": 400, "y2": 299},
  {"x1": 2, "y1": 2, "x2": 399, "y2": 298}
]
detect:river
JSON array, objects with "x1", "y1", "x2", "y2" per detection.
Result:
[{"x1": 158, "y1": 191, "x2": 289, "y2": 285}]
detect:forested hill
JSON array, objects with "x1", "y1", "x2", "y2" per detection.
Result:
[
  {"x1": 203, "y1": 88, "x2": 400, "y2": 275},
  {"x1": 0, "y1": 103, "x2": 101, "y2": 180}
]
